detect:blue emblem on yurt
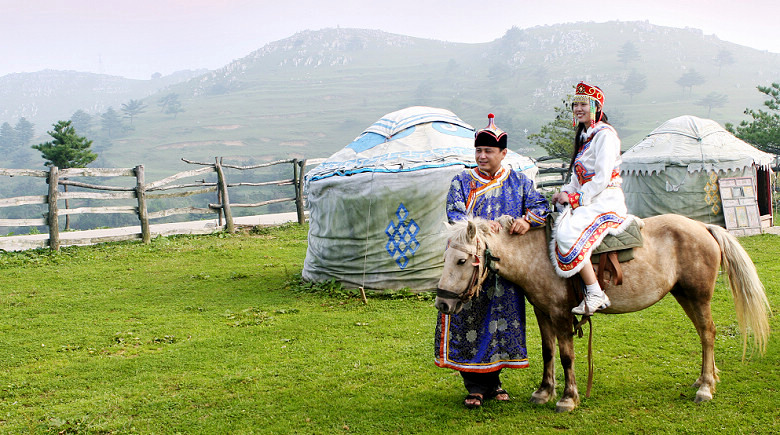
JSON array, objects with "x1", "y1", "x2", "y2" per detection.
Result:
[
  {"x1": 303, "y1": 106, "x2": 538, "y2": 290},
  {"x1": 385, "y1": 203, "x2": 420, "y2": 269}
]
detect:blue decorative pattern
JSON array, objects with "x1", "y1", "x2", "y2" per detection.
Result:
[
  {"x1": 555, "y1": 211, "x2": 624, "y2": 264},
  {"x1": 435, "y1": 168, "x2": 551, "y2": 372},
  {"x1": 445, "y1": 169, "x2": 549, "y2": 226},
  {"x1": 385, "y1": 203, "x2": 420, "y2": 269}
]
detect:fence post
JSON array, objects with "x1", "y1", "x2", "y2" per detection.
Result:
[
  {"x1": 135, "y1": 165, "x2": 151, "y2": 243},
  {"x1": 47, "y1": 166, "x2": 60, "y2": 251},
  {"x1": 215, "y1": 157, "x2": 234, "y2": 233},
  {"x1": 217, "y1": 188, "x2": 223, "y2": 227},
  {"x1": 295, "y1": 159, "x2": 306, "y2": 225}
]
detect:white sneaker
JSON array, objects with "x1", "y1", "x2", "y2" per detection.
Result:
[{"x1": 572, "y1": 292, "x2": 611, "y2": 315}]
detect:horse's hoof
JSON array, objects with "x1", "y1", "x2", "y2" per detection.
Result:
[
  {"x1": 694, "y1": 391, "x2": 713, "y2": 403},
  {"x1": 555, "y1": 398, "x2": 578, "y2": 413},
  {"x1": 530, "y1": 389, "x2": 555, "y2": 405}
]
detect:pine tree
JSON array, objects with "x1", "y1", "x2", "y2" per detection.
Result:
[
  {"x1": 695, "y1": 92, "x2": 728, "y2": 117},
  {"x1": 0, "y1": 122, "x2": 16, "y2": 152},
  {"x1": 31, "y1": 120, "x2": 98, "y2": 230},
  {"x1": 617, "y1": 41, "x2": 641, "y2": 68},
  {"x1": 70, "y1": 110, "x2": 93, "y2": 136},
  {"x1": 121, "y1": 99, "x2": 147, "y2": 125},
  {"x1": 622, "y1": 70, "x2": 648, "y2": 102},
  {"x1": 32, "y1": 120, "x2": 97, "y2": 169},
  {"x1": 726, "y1": 83, "x2": 780, "y2": 155},
  {"x1": 712, "y1": 49, "x2": 735, "y2": 76},
  {"x1": 100, "y1": 107, "x2": 124, "y2": 138},
  {"x1": 14, "y1": 117, "x2": 35, "y2": 148},
  {"x1": 676, "y1": 69, "x2": 706, "y2": 97},
  {"x1": 157, "y1": 93, "x2": 184, "y2": 118},
  {"x1": 528, "y1": 96, "x2": 576, "y2": 161}
]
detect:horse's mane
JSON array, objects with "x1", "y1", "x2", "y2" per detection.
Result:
[{"x1": 445, "y1": 217, "x2": 492, "y2": 245}]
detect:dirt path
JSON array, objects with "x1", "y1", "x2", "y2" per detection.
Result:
[{"x1": 0, "y1": 212, "x2": 302, "y2": 252}]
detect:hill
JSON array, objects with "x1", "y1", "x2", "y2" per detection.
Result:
[
  {"x1": 0, "y1": 69, "x2": 206, "y2": 131},
  {"x1": 4, "y1": 21, "x2": 780, "y2": 180}
]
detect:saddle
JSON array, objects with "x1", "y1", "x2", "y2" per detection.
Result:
[{"x1": 546, "y1": 212, "x2": 644, "y2": 289}]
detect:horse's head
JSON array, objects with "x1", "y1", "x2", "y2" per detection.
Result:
[{"x1": 435, "y1": 218, "x2": 493, "y2": 315}]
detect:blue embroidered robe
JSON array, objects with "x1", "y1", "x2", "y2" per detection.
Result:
[{"x1": 435, "y1": 167, "x2": 549, "y2": 372}]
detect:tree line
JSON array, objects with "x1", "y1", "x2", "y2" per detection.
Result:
[
  {"x1": 0, "y1": 93, "x2": 188, "y2": 229},
  {"x1": 0, "y1": 93, "x2": 186, "y2": 169}
]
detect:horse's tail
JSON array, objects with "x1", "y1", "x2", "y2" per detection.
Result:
[{"x1": 706, "y1": 224, "x2": 771, "y2": 358}]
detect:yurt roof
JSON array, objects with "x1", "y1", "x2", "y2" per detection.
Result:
[
  {"x1": 306, "y1": 106, "x2": 536, "y2": 182},
  {"x1": 621, "y1": 115, "x2": 775, "y2": 175}
]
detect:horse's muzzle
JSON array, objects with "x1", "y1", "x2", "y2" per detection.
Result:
[{"x1": 434, "y1": 288, "x2": 463, "y2": 314}]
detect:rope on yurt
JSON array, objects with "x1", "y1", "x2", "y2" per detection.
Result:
[{"x1": 358, "y1": 137, "x2": 393, "y2": 305}]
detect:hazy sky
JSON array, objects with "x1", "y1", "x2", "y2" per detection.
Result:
[{"x1": 3, "y1": 0, "x2": 779, "y2": 80}]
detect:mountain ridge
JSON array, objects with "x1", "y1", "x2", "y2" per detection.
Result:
[{"x1": 2, "y1": 21, "x2": 778, "y2": 179}]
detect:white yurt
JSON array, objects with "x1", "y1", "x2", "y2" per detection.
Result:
[
  {"x1": 303, "y1": 106, "x2": 537, "y2": 290},
  {"x1": 621, "y1": 115, "x2": 774, "y2": 227}
]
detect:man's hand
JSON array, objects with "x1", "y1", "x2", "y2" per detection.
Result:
[{"x1": 509, "y1": 217, "x2": 530, "y2": 235}]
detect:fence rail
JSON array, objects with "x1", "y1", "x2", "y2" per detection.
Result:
[
  {"x1": 536, "y1": 158, "x2": 569, "y2": 190},
  {"x1": 0, "y1": 158, "x2": 314, "y2": 250},
  {"x1": 3, "y1": 156, "x2": 564, "y2": 251}
]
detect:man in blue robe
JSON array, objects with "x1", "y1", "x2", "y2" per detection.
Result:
[{"x1": 434, "y1": 114, "x2": 550, "y2": 408}]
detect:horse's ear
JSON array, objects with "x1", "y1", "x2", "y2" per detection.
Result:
[{"x1": 467, "y1": 221, "x2": 477, "y2": 241}]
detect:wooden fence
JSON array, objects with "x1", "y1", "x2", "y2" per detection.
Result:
[
  {"x1": 0, "y1": 158, "x2": 322, "y2": 251},
  {"x1": 535, "y1": 156, "x2": 569, "y2": 190}
]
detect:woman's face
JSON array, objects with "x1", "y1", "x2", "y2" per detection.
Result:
[{"x1": 572, "y1": 101, "x2": 591, "y2": 125}]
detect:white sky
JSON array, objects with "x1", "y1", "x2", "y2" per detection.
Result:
[{"x1": 2, "y1": 0, "x2": 779, "y2": 80}]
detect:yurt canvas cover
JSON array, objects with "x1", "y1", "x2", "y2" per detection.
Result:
[
  {"x1": 303, "y1": 106, "x2": 537, "y2": 290},
  {"x1": 621, "y1": 115, "x2": 774, "y2": 226}
]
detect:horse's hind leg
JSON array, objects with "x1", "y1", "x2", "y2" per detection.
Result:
[
  {"x1": 530, "y1": 306, "x2": 556, "y2": 405},
  {"x1": 671, "y1": 291, "x2": 718, "y2": 403}
]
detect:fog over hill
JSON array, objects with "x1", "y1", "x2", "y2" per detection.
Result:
[
  {"x1": 0, "y1": 69, "x2": 206, "y2": 134},
  {"x1": 2, "y1": 21, "x2": 779, "y2": 175}
]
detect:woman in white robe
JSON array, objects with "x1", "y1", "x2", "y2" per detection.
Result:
[{"x1": 551, "y1": 82, "x2": 632, "y2": 315}]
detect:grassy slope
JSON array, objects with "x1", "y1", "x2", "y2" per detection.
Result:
[
  {"x1": 1, "y1": 225, "x2": 778, "y2": 433},
  {"x1": 89, "y1": 23, "x2": 780, "y2": 181}
]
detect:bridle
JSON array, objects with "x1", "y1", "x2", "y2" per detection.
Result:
[{"x1": 437, "y1": 236, "x2": 500, "y2": 302}]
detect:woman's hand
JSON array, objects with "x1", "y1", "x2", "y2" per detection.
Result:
[{"x1": 552, "y1": 192, "x2": 570, "y2": 206}]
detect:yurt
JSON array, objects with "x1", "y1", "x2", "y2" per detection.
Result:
[
  {"x1": 621, "y1": 115, "x2": 774, "y2": 229},
  {"x1": 303, "y1": 106, "x2": 537, "y2": 290}
]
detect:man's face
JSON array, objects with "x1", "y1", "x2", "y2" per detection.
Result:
[{"x1": 474, "y1": 146, "x2": 506, "y2": 176}]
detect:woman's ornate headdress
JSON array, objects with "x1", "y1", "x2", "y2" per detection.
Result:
[{"x1": 572, "y1": 82, "x2": 605, "y2": 128}]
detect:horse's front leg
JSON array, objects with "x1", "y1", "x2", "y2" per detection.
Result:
[
  {"x1": 530, "y1": 305, "x2": 556, "y2": 405},
  {"x1": 554, "y1": 312, "x2": 580, "y2": 412}
]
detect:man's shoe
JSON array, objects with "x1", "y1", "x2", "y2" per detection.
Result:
[{"x1": 572, "y1": 292, "x2": 611, "y2": 315}]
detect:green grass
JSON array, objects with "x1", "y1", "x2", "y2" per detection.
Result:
[{"x1": 1, "y1": 225, "x2": 778, "y2": 433}]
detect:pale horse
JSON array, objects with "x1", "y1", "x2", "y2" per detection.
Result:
[{"x1": 434, "y1": 214, "x2": 770, "y2": 412}]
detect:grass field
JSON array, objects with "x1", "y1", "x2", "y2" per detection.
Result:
[{"x1": 1, "y1": 224, "x2": 778, "y2": 434}]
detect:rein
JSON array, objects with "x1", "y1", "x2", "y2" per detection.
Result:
[{"x1": 572, "y1": 315, "x2": 595, "y2": 398}]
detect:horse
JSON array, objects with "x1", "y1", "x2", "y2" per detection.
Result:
[{"x1": 434, "y1": 214, "x2": 770, "y2": 412}]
